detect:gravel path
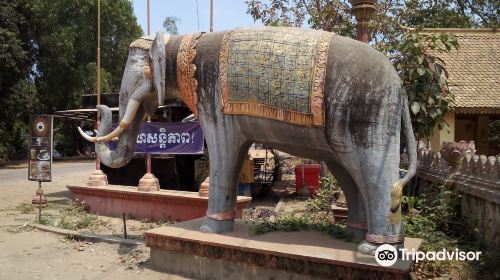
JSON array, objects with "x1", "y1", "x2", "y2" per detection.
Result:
[{"x1": 0, "y1": 160, "x2": 187, "y2": 279}]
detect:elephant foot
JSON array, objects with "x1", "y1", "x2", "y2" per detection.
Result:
[
  {"x1": 358, "y1": 241, "x2": 379, "y2": 255},
  {"x1": 358, "y1": 241, "x2": 405, "y2": 256},
  {"x1": 200, "y1": 218, "x2": 234, "y2": 234},
  {"x1": 199, "y1": 223, "x2": 215, "y2": 233}
]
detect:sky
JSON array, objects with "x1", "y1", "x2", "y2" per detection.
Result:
[{"x1": 131, "y1": 0, "x2": 263, "y2": 35}]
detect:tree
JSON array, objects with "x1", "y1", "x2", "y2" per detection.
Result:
[
  {"x1": 246, "y1": 0, "x2": 355, "y2": 35},
  {"x1": 32, "y1": 0, "x2": 142, "y2": 112},
  {"x1": 402, "y1": 0, "x2": 499, "y2": 28},
  {"x1": 29, "y1": 0, "x2": 142, "y2": 156},
  {"x1": 389, "y1": 30, "x2": 458, "y2": 139},
  {"x1": 0, "y1": 0, "x2": 38, "y2": 160},
  {"x1": 245, "y1": 0, "x2": 495, "y2": 139},
  {"x1": 163, "y1": 16, "x2": 180, "y2": 35}
]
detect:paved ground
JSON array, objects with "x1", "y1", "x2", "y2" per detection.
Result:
[{"x1": 0, "y1": 160, "x2": 186, "y2": 279}]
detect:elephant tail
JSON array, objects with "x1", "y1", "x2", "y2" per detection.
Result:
[{"x1": 390, "y1": 91, "x2": 417, "y2": 215}]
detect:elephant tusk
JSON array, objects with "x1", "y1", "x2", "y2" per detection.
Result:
[
  {"x1": 78, "y1": 124, "x2": 126, "y2": 143},
  {"x1": 95, "y1": 124, "x2": 125, "y2": 143},
  {"x1": 78, "y1": 127, "x2": 98, "y2": 143},
  {"x1": 78, "y1": 99, "x2": 142, "y2": 143}
]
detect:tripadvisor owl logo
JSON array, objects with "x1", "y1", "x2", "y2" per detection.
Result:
[
  {"x1": 374, "y1": 244, "x2": 482, "y2": 267},
  {"x1": 375, "y1": 244, "x2": 398, "y2": 267}
]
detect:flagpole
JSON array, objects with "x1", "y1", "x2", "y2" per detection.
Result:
[
  {"x1": 210, "y1": 0, "x2": 213, "y2": 32},
  {"x1": 138, "y1": 0, "x2": 159, "y2": 191},
  {"x1": 147, "y1": 0, "x2": 150, "y2": 35},
  {"x1": 88, "y1": 0, "x2": 108, "y2": 187}
]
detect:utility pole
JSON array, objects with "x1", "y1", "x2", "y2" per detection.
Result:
[
  {"x1": 138, "y1": 0, "x2": 160, "y2": 191},
  {"x1": 210, "y1": 0, "x2": 213, "y2": 32},
  {"x1": 147, "y1": 0, "x2": 150, "y2": 35},
  {"x1": 88, "y1": 0, "x2": 108, "y2": 187}
]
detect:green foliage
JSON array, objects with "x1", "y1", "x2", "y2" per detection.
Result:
[
  {"x1": 0, "y1": 0, "x2": 36, "y2": 90},
  {"x1": 0, "y1": 0, "x2": 38, "y2": 160},
  {"x1": 385, "y1": 30, "x2": 458, "y2": 139},
  {"x1": 401, "y1": 0, "x2": 499, "y2": 28},
  {"x1": 32, "y1": 0, "x2": 142, "y2": 111},
  {"x1": 31, "y1": 0, "x2": 141, "y2": 157},
  {"x1": 251, "y1": 213, "x2": 355, "y2": 241},
  {"x1": 403, "y1": 186, "x2": 463, "y2": 246},
  {"x1": 76, "y1": 62, "x2": 113, "y2": 97},
  {"x1": 246, "y1": 0, "x2": 355, "y2": 36},
  {"x1": 0, "y1": 0, "x2": 142, "y2": 160},
  {"x1": 0, "y1": 0, "x2": 141, "y2": 161},
  {"x1": 251, "y1": 176, "x2": 357, "y2": 241},
  {"x1": 402, "y1": 184, "x2": 500, "y2": 279},
  {"x1": 306, "y1": 176, "x2": 341, "y2": 214}
]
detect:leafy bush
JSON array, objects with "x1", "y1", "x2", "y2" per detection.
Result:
[
  {"x1": 250, "y1": 176, "x2": 358, "y2": 241},
  {"x1": 251, "y1": 213, "x2": 355, "y2": 241},
  {"x1": 387, "y1": 30, "x2": 458, "y2": 140},
  {"x1": 403, "y1": 186, "x2": 462, "y2": 244},
  {"x1": 306, "y1": 175, "x2": 341, "y2": 214},
  {"x1": 403, "y1": 183, "x2": 499, "y2": 279}
]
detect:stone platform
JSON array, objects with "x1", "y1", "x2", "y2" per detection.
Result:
[
  {"x1": 145, "y1": 219, "x2": 421, "y2": 280},
  {"x1": 67, "y1": 185, "x2": 251, "y2": 222}
]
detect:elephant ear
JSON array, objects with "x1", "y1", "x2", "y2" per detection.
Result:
[{"x1": 149, "y1": 32, "x2": 166, "y2": 106}]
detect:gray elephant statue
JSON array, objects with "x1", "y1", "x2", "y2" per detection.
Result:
[{"x1": 79, "y1": 27, "x2": 416, "y2": 255}]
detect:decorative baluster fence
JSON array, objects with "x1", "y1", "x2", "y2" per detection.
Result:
[{"x1": 403, "y1": 141, "x2": 500, "y2": 248}]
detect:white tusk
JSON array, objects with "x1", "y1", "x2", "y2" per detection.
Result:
[
  {"x1": 78, "y1": 124, "x2": 125, "y2": 143},
  {"x1": 78, "y1": 98, "x2": 141, "y2": 143},
  {"x1": 93, "y1": 125, "x2": 125, "y2": 143},
  {"x1": 121, "y1": 99, "x2": 141, "y2": 125},
  {"x1": 78, "y1": 127, "x2": 97, "y2": 143}
]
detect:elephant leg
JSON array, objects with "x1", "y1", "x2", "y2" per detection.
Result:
[
  {"x1": 200, "y1": 124, "x2": 250, "y2": 233},
  {"x1": 326, "y1": 161, "x2": 367, "y2": 240},
  {"x1": 355, "y1": 145, "x2": 403, "y2": 255}
]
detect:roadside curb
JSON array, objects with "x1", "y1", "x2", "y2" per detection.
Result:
[{"x1": 32, "y1": 224, "x2": 145, "y2": 246}]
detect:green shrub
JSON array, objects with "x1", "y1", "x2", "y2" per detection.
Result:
[{"x1": 306, "y1": 175, "x2": 341, "y2": 214}]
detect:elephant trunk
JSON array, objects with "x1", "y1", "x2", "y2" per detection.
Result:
[
  {"x1": 93, "y1": 104, "x2": 145, "y2": 168},
  {"x1": 81, "y1": 81, "x2": 154, "y2": 168},
  {"x1": 78, "y1": 82, "x2": 152, "y2": 143}
]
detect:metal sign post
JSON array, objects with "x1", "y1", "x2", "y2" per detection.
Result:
[
  {"x1": 28, "y1": 115, "x2": 53, "y2": 217},
  {"x1": 38, "y1": 182, "x2": 42, "y2": 223}
]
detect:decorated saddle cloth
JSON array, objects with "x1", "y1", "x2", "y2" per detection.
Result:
[{"x1": 219, "y1": 27, "x2": 334, "y2": 126}]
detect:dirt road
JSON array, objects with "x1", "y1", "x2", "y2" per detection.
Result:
[{"x1": 0, "y1": 160, "x2": 186, "y2": 279}]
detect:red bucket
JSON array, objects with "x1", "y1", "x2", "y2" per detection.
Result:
[{"x1": 294, "y1": 164, "x2": 321, "y2": 195}]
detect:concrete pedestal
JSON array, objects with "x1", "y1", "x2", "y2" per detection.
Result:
[
  {"x1": 87, "y1": 169, "x2": 108, "y2": 187},
  {"x1": 145, "y1": 219, "x2": 422, "y2": 280},
  {"x1": 67, "y1": 185, "x2": 251, "y2": 222},
  {"x1": 31, "y1": 189, "x2": 47, "y2": 208},
  {"x1": 137, "y1": 173, "x2": 160, "y2": 192}
]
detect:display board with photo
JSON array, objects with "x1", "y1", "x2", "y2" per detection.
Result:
[{"x1": 28, "y1": 115, "x2": 53, "y2": 182}]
